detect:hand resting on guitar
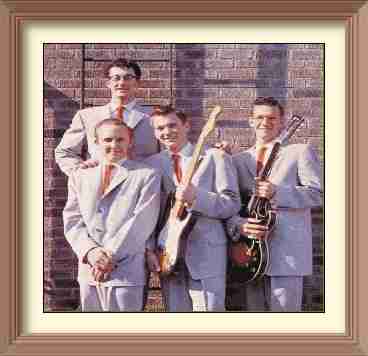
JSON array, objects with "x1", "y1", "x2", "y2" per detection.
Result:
[
  {"x1": 175, "y1": 183, "x2": 197, "y2": 208},
  {"x1": 254, "y1": 177, "x2": 276, "y2": 200},
  {"x1": 239, "y1": 217, "x2": 269, "y2": 240}
]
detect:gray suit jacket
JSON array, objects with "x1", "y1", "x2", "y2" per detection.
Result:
[
  {"x1": 63, "y1": 160, "x2": 161, "y2": 287},
  {"x1": 227, "y1": 143, "x2": 322, "y2": 276},
  {"x1": 55, "y1": 102, "x2": 159, "y2": 176},
  {"x1": 146, "y1": 144, "x2": 241, "y2": 280}
]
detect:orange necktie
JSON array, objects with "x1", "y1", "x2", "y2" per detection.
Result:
[
  {"x1": 116, "y1": 105, "x2": 124, "y2": 121},
  {"x1": 256, "y1": 146, "x2": 267, "y2": 176},
  {"x1": 172, "y1": 153, "x2": 182, "y2": 183},
  {"x1": 101, "y1": 164, "x2": 114, "y2": 194}
]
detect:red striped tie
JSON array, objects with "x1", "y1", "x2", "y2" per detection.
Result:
[
  {"x1": 172, "y1": 153, "x2": 182, "y2": 183},
  {"x1": 116, "y1": 105, "x2": 124, "y2": 121},
  {"x1": 101, "y1": 164, "x2": 114, "y2": 194},
  {"x1": 256, "y1": 146, "x2": 267, "y2": 176}
]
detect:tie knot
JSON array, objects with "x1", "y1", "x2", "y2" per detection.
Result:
[{"x1": 105, "y1": 164, "x2": 114, "y2": 172}]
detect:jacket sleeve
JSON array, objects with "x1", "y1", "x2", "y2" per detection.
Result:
[
  {"x1": 191, "y1": 151, "x2": 241, "y2": 219},
  {"x1": 55, "y1": 110, "x2": 87, "y2": 176},
  {"x1": 63, "y1": 173, "x2": 100, "y2": 261},
  {"x1": 104, "y1": 171, "x2": 161, "y2": 260},
  {"x1": 271, "y1": 144, "x2": 323, "y2": 209}
]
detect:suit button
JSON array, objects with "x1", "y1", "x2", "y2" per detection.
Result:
[{"x1": 98, "y1": 207, "x2": 104, "y2": 214}]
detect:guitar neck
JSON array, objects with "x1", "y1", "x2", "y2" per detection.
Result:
[
  {"x1": 172, "y1": 136, "x2": 205, "y2": 217},
  {"x1": 259, "y1": 142, "x2": 281, "y2": 179},
  {"x1": 181, "y1": 136, "x2": 206, "y2": 186}
]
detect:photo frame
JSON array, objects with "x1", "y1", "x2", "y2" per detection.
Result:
[{"x1": 1, "y1": 0, "x2": 367, "y2": 355}]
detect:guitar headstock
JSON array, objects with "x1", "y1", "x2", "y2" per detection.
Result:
[
  {"x1": 278, "y1": 114, "x2": 305, "y2": 144},
  {"x1": 199, "y1": 105, "x2": 223, "y2": 141}
]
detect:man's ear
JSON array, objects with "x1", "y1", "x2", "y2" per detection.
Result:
[{"x1": 248, "y1": 118, "x2": 255, "y2": 128}]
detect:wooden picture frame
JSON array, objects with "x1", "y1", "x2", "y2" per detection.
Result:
[{"x1": 1, "y1": 0, "x2": 367, "y2": 355}]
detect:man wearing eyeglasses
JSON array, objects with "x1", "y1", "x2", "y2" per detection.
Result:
[
  {"x1": 55, "y1": 58, "x2": 159, "y2": 176},
  {"x1": 226, "y1": 96, "x2": 322, "y2": 312}
]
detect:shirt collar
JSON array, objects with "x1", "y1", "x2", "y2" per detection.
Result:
[
  {"x1": 102, "y1": 158, "x2": 127, "y2": 169},
  {"x1": 168, "y1": 142, "x2": 192, "y2": 158},
  {"x1": 255, "y1": 138, "x2": 278, "y2": 151},
  {"x1": 109, "y1": 99, "x2": 137, "y2": 112}
]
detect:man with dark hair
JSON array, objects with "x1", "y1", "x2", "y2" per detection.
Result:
[
  {"x1": 55, "y1": 58, "x2": 159, "y2": 176},
  {"x1": 145, "y1": 105, "x2": 240, "y2": 312},
  {"x1": 227, "y1": 96, "x2": 322, "y2": 312},
  {"x1": 63, "y1": 119, "x2": 161, "y2": 311}
]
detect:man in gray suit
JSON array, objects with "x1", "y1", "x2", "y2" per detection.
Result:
[
  {"x1": 63, "y1": 119, "x2": 161, "y2": 311},
  {"x1": 145, "y1": 105, "x2": 240, "y2": 312},
  {"x1": 227, "y1": 96, "x2": 322, "y2": 312},
  {"x1": 55, "y1": 58, "x2": 159, "y2": 176}
]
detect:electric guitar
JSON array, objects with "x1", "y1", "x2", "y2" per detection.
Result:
[
  {"x1": 228, "y1": 115, "x2": 305, "y2": 283},
  {"x1": 158, "y1": 105, "x2": 223, "y2": 276}
]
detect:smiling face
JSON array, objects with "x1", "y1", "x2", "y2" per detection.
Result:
[
  {"x1": 250, "y1": 104, "x2": 283, "y2": 144},
  {"x1": 106, "y1": 66, "x2": 139, "y2": 104},
  {"x1": 152, "y1": 112, "x2": 190, "y2": 153},
  {"x1": 96, "y1": 124, "x2": 131, "y2": 163}
]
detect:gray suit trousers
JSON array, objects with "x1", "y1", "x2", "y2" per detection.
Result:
[
  {"x1": 244, "y1": 276, "x2": 304, "y2": 312},
  {"x1": 79, "y1": 283, "x2": 144, "y2": 312}
]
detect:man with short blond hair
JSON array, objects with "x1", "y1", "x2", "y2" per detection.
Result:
[{"x1": 63, "y1": 119, "x2": 161, "y2": 311}]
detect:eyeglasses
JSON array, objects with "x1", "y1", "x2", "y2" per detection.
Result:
[{"x1": 109, "y1": 74, "x2": 136, "y2": 82}]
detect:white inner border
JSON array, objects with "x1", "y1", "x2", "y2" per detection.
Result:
[{"x1": 21, "y1": 21, "x2": 344, "y2": 333}]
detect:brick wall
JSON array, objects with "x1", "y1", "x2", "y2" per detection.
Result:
[{"x1": 44, "y1": 43, "x2": 324, "y2": 311}]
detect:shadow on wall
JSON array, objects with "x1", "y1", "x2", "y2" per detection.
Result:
[
  {"x1": 256, "y1": 44, "x2": 289, "y2": 103},
  {"x1": 43, "y1": 81, "x2": 81, "y2": 311},
  {"x1": 174, "y1": 44, "x2": 205, "y2": 141}
]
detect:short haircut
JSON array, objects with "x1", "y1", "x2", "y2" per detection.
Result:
[
  {"x1": 253, "y1": 96, "x2": 285, "y2": 117},
  {"x1": 103, "y1": 58, "x2": 142, "y2": 80},
  {"x1": 150, "y1": 105, "x2": 188, "y2": 124},
  {"x1": 94, "y1": 119, "x2": 132, "y2": 141}
]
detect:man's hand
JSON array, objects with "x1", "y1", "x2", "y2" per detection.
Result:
[
  {"x1": 214, "y1": 140, "x2": 233, "y2": 155},
  {"x1": 239, "y1": 217, "x2": 269, "y2": 240},
  {"x1": 146, "y1": 249, "x2": 161, "y2": 273},
  {"x1": 79, "y1": 159, "x2": 100, "y2": 169},
  {"x1": 87, "y1": 247, "x2": 113, "y2": 271},
  {"x1": 255, "y1": 177, "x2": 276, "y2": 200},
  {"x1": 175, "y1": 183, "x2": 197, "y2": 207},
  {"x1": 91, "y1": 265, "x2": 111, "y2": 283}
]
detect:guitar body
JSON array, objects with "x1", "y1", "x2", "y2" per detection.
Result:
[
  {"x1": 227, "y1": 197, "x2": 276, "y2": 283},
  {"x1": 228, "y1": 236, "x2": 270, "y2": 283},
  {"x1": 158, "y1": 208, "x2": 197, "y2": 276}
]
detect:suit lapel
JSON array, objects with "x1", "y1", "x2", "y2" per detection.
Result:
[
  {"x1": 247, "y1": 146, "x2": 257, "y2": 177},
  {"x1": 125, "y1": 103, "x2": 145, "y2": 129},
  {"x1": 101, "y1": 104, "x2": 114, "y2": 120},
  {"x1": 83, "y1": 166, "x2": 102, "y2": 210},
  {"x1": 159, "y1": 151, "x2": 177, "y2": 190},
  {"x1": 101, "y1": 164, "x2": 129, "y2": 197}
]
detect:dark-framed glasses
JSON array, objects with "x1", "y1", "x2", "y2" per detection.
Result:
[{"x1": 109, "y1": 74, "x2": 136, "y2": 82}]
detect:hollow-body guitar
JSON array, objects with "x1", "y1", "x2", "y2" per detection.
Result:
[
  {"x1": 158, "y1": 106, "x2": 223, "y2": 276},
  {"x1": 228, "y1": 115, "x2": 305, "y2": 283}
]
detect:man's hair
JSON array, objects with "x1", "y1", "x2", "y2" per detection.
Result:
[
  {"x1": 94, "y1": 119, "x2": 132, "y2": 141},
  {"x1": 253, "y1": 96, "x2": 285, "y2": 117},
  {"x1": 150, "y1": 105, "x2": 188, "y2": 124},
  {"x1": 103, "y1": 58, "x2": 142, "y2": 80}
]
